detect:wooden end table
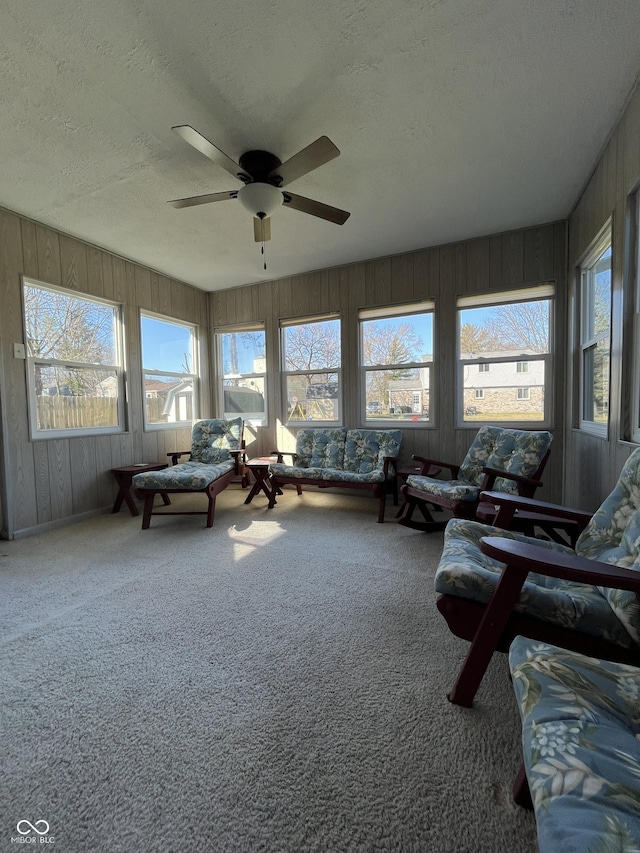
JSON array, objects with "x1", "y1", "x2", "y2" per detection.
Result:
[
  {"x1": 111, "y1": 463, "x2": 170, "y2": 517},
  {"x1": 244, "y1": 457, "x2": 281, "y2": 505}
]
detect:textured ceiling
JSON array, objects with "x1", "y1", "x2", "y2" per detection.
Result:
[{"x1": 2, "y1": 1, "x2": 640, "y2": 292}]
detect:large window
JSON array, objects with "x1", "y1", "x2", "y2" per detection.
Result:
[
  {"x1": 281, "y1": 315, "x2": 341, "y2": 423},
  {"x1": 23, "y1": 279, "x2": 124, "y2": 438},
  {"x1": 359, "y1": 301, "x2": 434, "y2": 423},
  {"x1": 140, "y1": 312, "x2": 198, "y2": 428},
  {"x1": 578, "y1": 226, "x2": 612, "y2": 436},
  {"x1": 216, "y1": 325, "x2": 267, "y2": 425},
  {"x1": 630, "y1": 191, "x2": 640, "y2": 443},
  {"x1": 457, "y1": 284, "x2": 554, "y2": 425}
]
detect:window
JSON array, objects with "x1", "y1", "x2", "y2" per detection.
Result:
[
  {"x1": 457, "y1": 283, "x2": 554, "y2": 424},
  {"x1": 281, "y1": 315, "x2": 341, "y2": 423},
  {"x1": 578, "y1": 225, "x2": 612, "y2": 436},
  {"x1": 629, "y1": 190, "x2": 640, "y2": 443},
  {"x1": 23, "y1": 279, "x2": 124, "y2": 438},
  {"x1": 140, "y1": 312, "x2": 198, "y2": 428},
  {"x1": 359, "y1": 301, "x2": 434, "y2": 423},
  {"x1": 216, "y1": 325, "x2": 267, "y2": 425}
]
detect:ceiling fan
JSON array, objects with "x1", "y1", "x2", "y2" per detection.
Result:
[{"x1": 168, "y1": 125, "x2": 350, "y2": 244}]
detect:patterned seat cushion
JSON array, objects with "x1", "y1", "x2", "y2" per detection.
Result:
[
  {"x1": 293, "y1": 428, "x2": 347, "y2": 468},
  {"x1": 509, "y1": 637, "x2": 640, "y2": 853},
  {"x1": 406, "y1": 475, "x2": 479, "y2": 501},
  {"x1": 457, "y1": 426, "x2": 553, "y2": 494},
  {"x1": 343, "y1": 429, "x2": 402, "y2": 477},
  {"x1": 133, "y1": 459, "x2": 235, "y2": 490},
  {"x1": 190, "y1": 417, "x2": 243, "y2": 464},
  {"x1": 436, "y1": 518, "x2": 636, "y2": 648},
  {"x1": 322, "y1": 468, "x2": 385, "y2": 484},
  {"x1": 268, "y1": 463, "x2": 323, "y2": 480}
]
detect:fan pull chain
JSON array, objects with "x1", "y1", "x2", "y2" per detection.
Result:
[{"x1": 261, "y1": 226, "x2": 267, "y2": 270}]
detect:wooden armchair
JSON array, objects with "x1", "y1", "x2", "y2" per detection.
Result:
[
  {"x1": 434, "y1": 448, "x2": 640, "y2": 706},
  {"x1": 395, "y1": 426, "x2": 552, "y2": 532}
]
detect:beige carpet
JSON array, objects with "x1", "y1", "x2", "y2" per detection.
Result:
[{"x1": 0, "y1": 486, "x2": 537, "y2": 852}]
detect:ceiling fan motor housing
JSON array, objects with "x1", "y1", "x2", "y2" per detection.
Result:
[{"x1": 238, "y1": 150, "x2": 282, "y2": 184}]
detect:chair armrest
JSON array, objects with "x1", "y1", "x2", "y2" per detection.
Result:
[
  {"x1": 382, "y1": 456, "x2": 399, "y2": 477},
  {"x1": 412, "y1": 455, "x2": 459, "y2": 477},
  {"x1": 229, "y1": 449, "x2": 245, "y2": 473},
  {"x1": 480, "y1": 466, "x2": 542, "y2": 496},
  {"x1": 479, "y1": 536, "x2": 640, "y2": 593},
  {"x1": 168, "y1": 450, "x2": 191, "y2": 465},
  {"x1": 479, "y1": 490, "x2": 593, "y2": 529},
  {"x1": 270, "y1": 450, "x2": 297, "y2": 464}
]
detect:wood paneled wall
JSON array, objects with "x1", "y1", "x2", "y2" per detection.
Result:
[
  {"x1": 0, "y1": 210, "x2": 210, "y2": 538},
  {"x1": 564, "y1": 80, "x2": 640, "y2": 510},
  {"x1": 211, "y1": 221, "x2": 567, "y2": 505}
]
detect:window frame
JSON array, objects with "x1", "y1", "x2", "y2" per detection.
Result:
[
  {"x1": 22, "y1": 277, "x2": 125, "y2": 440},
  {"x1": 628, "y1": 189, "x2": 640, "y2": 443},
  {"x1": 140, "y1": 310, "x2": 199, "y2": 431},
  {"x1": 358, "y1": 300, "x2": 435, "y2": 427},
  {"x1": 456, "y1": 283, "x2": 554, "y2": 428},
  {"x1": 215, "y1": 323, "x2": 268, "y2": 427},
  {"x1": 577, "y1": 223, "x2": 612, "y2": 438},
  {"x1": 280, "y1": 313, "x2": 342, "y2": 426}
]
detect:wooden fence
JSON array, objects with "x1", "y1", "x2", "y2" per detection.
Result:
[{"x1": 36, "y1": 397, "x2": 118, "y2": 430}]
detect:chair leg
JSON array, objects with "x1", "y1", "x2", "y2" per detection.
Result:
[
  {"x1": 447, "y1": 563, "x2": 528, "y2": 707},
  {"x1": 377, "y1": 487, "x2": 386, "y2": 523},
  {"x1": 206, "y1": 495, "x2": 216, "y2": 527},
  {"x1": 512, "y1": 764, "x2": 533, "y2": 810},
  {"x1": 141, "y1": 493, "x2": 155, "y2": 529},
  {"x1": 395, "y1": 492, "x2": 445, "y2": 532}
]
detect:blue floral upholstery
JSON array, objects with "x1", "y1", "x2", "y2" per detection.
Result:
[
  {"x1": 509, "y1": 637, "x2": 640, "y2": 853},
  {"x1": 268, "y1": 428, "x2": 402, "y2": 521},
  {"x1": 269, "y1": 428, "x2": 401, "y2": 485},
  {"x1": 189, "y1": 417, "x2": 243, "y2": 464},
  {"x1": 436, "y1": 447, "x2": 640, "y2": 648},
  {"x1": 133, "y1": 459, "x2": 235, "y2": 491},
  {"x1": 132, "y1": 417, "x2": 244, "y2": 529},
  {"x1": 407, "y1": 426, "x2": 553, "y2": 501},
  {"x1": 133, "y1": 417, "x2": 243, "y2": 492}
]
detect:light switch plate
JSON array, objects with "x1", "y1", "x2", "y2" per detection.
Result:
[{"x1": 13, "y1": 343, "x2": 26, "y2": 359}]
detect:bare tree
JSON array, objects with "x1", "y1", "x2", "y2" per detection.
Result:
[{"x1": 481, "y1": 301, "x2": 550, "y2": 354}]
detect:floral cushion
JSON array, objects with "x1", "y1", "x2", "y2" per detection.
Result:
[
  {"x1": 190, "y1": 417, "x2": 243, "y2": 464},
  {"x1": 133, "y1": 459, "x2": 235, "y2": 490},
  {"x1": 293, "y1": 428, "x2": 347, "y2": 468},
  {"x1": 436, "y1": 518, "x2": 637, "y2": 648},
  {"x1": 509, "y1": 637, "x2": 640, "y2": 853},
  {"x1": 268, "y1": 463, "x2": 323, "y2": 480},
  {"x1": 405, "y1": 476, "x2": 479, "y2": 502},
  {"x1": 343, "y1": 429, "x2": 402, "y2": 477},
  {"x1": 575, "y1": 448, "x2": 640, "y2": 644},
  {"x1": 457, "y1": 426, "x2": 553, "y2": 494},
  {"x1": 323, "y1": 468, "x2": 385, "y2": 484}
]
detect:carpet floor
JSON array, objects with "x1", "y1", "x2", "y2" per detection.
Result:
[{"x1": 0, "y1": 486, "x2": 537, "y2": 852}]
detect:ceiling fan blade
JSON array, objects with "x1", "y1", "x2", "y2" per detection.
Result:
[
  {"x1": 167, "y1": 190, "x2": 238, "y2": 209},
  {"x1": 253, "y1": 217, "x2": 271, "y2": 242},
  {"x1": 282, "y1": 192, "x2": 350, "y2": 225},
  {"x1": 269, "y1": 136, "x2": 340, "y2": 187},
  {"x1": 172, "y1": 125, "x2": 249, "y2": 182}
]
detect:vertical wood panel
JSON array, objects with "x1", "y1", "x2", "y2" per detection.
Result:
[{"x1": 36, "y1": 226, "x2": 62, "y2": 285}]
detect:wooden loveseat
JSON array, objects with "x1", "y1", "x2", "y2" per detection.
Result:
[{"x1": 268, "y1": 427, "x2": 402, "y2": 522}]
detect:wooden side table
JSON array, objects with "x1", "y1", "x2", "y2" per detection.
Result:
[
  {"x1": 244, "y1": 457, "x2": 281, "y2": 504},
  {"x1": 111, "y1": 463, "x2": 170, "y2": 517}
]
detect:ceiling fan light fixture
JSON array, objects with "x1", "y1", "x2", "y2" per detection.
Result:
[{"x1": 237, "y1": 182, "x2": 283, "y2": 218}]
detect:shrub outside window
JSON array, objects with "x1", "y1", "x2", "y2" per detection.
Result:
[
  {"x1": 141, "y1": 312, "x2": 198, "y2": 429},
  {"x1": 23, "y1": 278, "x2": 124, "y2": 439},
  {"x1": 457, "y1": 284, "x2": 554, "y2": 425},
  {"x1": 579, "y1": 226, "x2": 612, "y2": 436},
  {"x1": 216, "y1": 325, "x2": 267, "y2": 425},
  {"x1": 281, "y1": 315, "x2": 341, "y2": 424},
  {"x1": 360, "y1": 301, "x2": 434, "y2": 424}
]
